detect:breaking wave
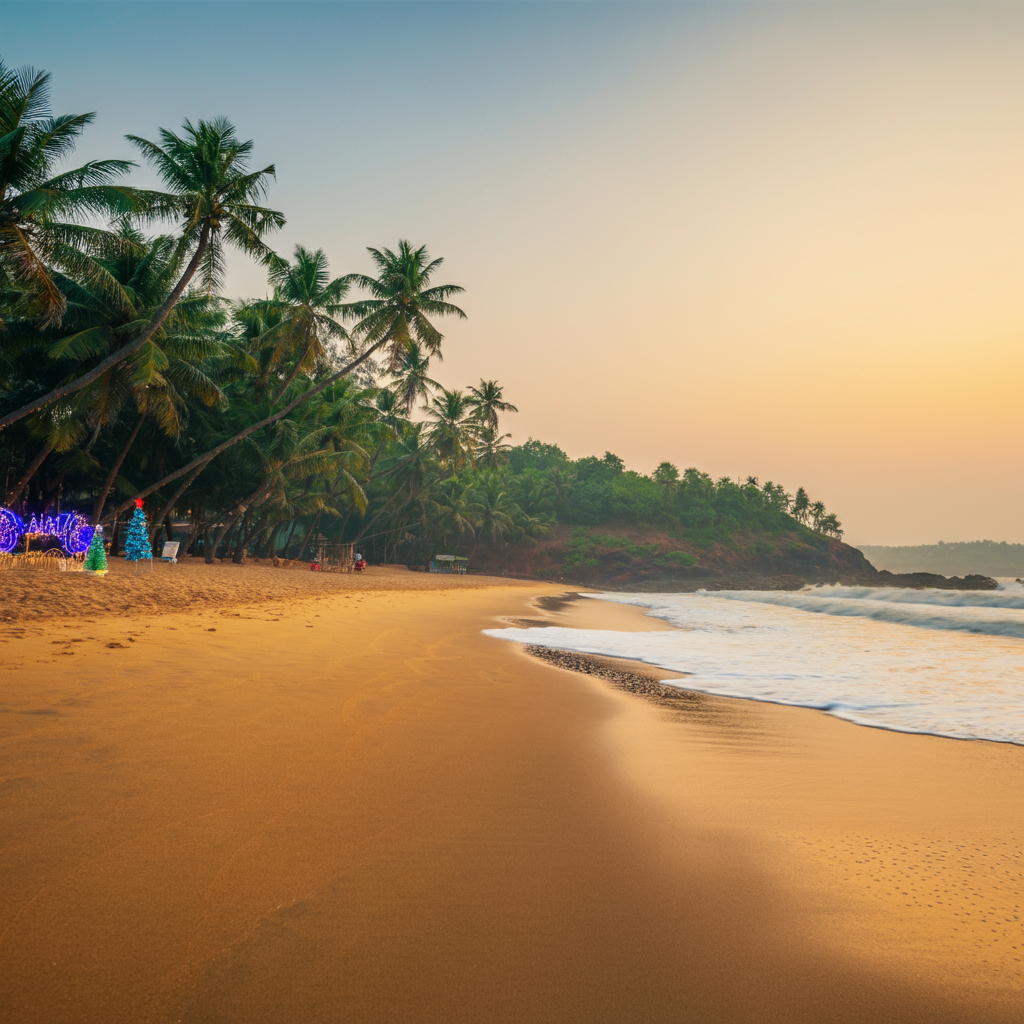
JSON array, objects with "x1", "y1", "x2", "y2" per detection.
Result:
[
  {"x1": 696, "y1": 582, "x2": 1024, "y2": 639},
  {"x1": 484, "y1": 584, "x2": 1024, "y2": 745}
]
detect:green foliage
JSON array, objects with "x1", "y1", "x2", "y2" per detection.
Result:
[
  {"x1": 497, "y1": 445, "x2": 842, "y2": 549},
  {"x1": 507, "y1": 439, "x2": 568, "y2": 474},
  {"x1": 0, "y1": 58, "x2": 146, "y2": 328}
]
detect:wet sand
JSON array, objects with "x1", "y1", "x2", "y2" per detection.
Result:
[{"x1": 0, "y1": 569, "x2": 1020, "y2": 1023}]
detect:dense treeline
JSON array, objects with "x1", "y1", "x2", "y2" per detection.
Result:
[{"x1": 0, "y1": 58, "x2": 842, "y2": 566}]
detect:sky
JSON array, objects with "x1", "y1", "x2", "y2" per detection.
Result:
[{"x1": 3, "y1": 1, "x2": 1022, "y2": 545}]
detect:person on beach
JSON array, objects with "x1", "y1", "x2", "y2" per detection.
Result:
[{"x1": 354, "y1": 554, "x2": 366, "y2": 572}]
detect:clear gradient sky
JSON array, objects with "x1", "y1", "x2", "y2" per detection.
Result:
[{"x1": 3, "y1": 1, "x2": 1022, "y2": 545}]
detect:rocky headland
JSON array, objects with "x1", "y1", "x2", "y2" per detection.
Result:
[{"x1": 466, "y1": 525, "x2": 999, "y2": 591}]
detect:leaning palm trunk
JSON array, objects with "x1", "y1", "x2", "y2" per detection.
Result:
[
  {"x1": 92, "y1": 413, "x2": 146, "y2": 525},
  {"x1": 293, "y1": 513, "x2": 322, "y2": 562},
  {"x1": 210, "y1": 509, "x2": 246, "y2": 562},
  {"x1": 147, "y1": 461, "x2": 210, "y2": 545},
  {"x1": 5, "y1": 441, "x2": 55, "y2": 506},
  {"x1": 0, "y1": 225, "x2": 212, "y2": 431},
  {"x1": 232, "y1": 511, "x2": 252, "y2": 563},
  {"x1": 257, "y1": 521, "x2": 282, "y2": 559},
  {"x1": 209, "y1": 478, "x2": 277, "y2": 561},
  {"x1": 272, "y1": 328, "x2": 317, "y2": 405},
  {"x1": 243, "y1": 513, "x2": 272, "y2": 558},
  {"x1": 105, "y1": 331, "x2": 394, "y2": 523},
  {"x1": 278, "y1": 519, "x2": 300, "y2": 560}
]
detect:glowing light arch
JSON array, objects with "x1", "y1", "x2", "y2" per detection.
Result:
[{"x1": 0, "y1": 508, "x2": 93, "y2": 554}]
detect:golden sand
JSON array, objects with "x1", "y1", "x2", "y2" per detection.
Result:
[
  {"x1": 0, "y1": 565, "x2": 1020, "y2": 1023},
  {"x1": 0, "y1": 556, "x2": 536, "y2": 624}
]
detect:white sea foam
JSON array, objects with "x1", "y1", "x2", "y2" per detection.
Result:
[
  {"x1": 699, "y1": 582, "x2": 1024, "y2": 638},
  {"x1": 484, "y1": 584, "x2": 1024, "y2": 745}
]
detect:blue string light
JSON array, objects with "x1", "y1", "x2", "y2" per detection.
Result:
[
  {"x1": 0, "y1": 507, "x2": 93, "y2": 554},
  {"x1": 0, "y1": 508, "x2": 25, "y2": 553}
]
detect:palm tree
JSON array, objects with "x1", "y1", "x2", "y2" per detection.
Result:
[
  {"x1": 351, "y1": 421, "x2": 440, "y2": 550},
  {"x1": 465, "y1": 379, "x2": 517, "y2": 432},
  {"x1": 389, "y1": 341, "x2": 440, "y2": 413},
  {"x1": 809, "y1": 500, "x2": 826, "y2": 532},
  {"x1": 512, "y1": 469, "x2": 557, "y2": 517},
  {"x1": 247, "y1": 244, "x2": 351, "y2": 403},
  {"x1": 0, "y1": 117, "x2": 283, "y2": 429},
  {"x1": 791, "y1": 487, "x2": 810, "y2": 525},
  {"x1": 653, "y1": 461, "x2": 679, "y2": 498},
  {"x1": 38, "y1": 228, "x2": 226, "y2": 522},
  {"x1": 2, "y1": 228, "x2": 226, "y2": 512},
  {"x1": 430, "y1": 476, "x2": 478, "y2": 551},
  {"x1": 426, "y1": 388, "x2": 478, "y2": 471},
  {"x1": 343, "y1": 240, "x2": 466, "y2": 370},
  {"x1": 474, "y1": 426, "x2": 512, "y2": 470},
  {"x1": 105, "y1": 241, "x2": 465, "y2": 520},
  {"x1": 0, "y1": 59, "x2": 144, "y2": 329},
  {"x1": 469, "y1": 474, "x2": 517, "y2": 557}
]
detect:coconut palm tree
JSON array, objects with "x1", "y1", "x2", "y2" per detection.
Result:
[
  {"x1": 389, "y1": 341, "x2": 440, "y2": 413},
  {"x1": 0, "y1": 117, "x2": 283, "y2": 429},
  {"x1": 809, "y1": 500, "x2": 826, "y2": 532},
  {"x1": 474, "y1": 426, "x2": 512, "y2": 470},
  {"x1": 465, "y1": 379, "x2": 517, "y2": 432},
  {"x1": 469, "y1": 474, "x2": 517, "y2": 557},
  {"x1": 653, "y1": 461, "x2": 679, "y2": 498},
  {"x1": 430, "y1": 476, "x2": 478, "y2": 551},
  {"x1": 426, "y1": 388, "x2": 478, "y2": 471},
  {"x1": 0, "y1": 59, "x2": 144, "y2": 329},
  {"x1": 36, "y1": 228, "x2": 226, "y2": 521},
  {"x1": 512, "y1": 469, "x2": 557, "y2": 517},
  {"x1": 105, "y1": 240, "x2": 466, "y2": 519},
  {"x1": 791, "y1": 487, "x2": 810, "y2": 525},
  {"x1": 3, "y1": 228, "x2": 225, "y2": 511},
  {"x1": 343, "y1": 240, "x2": 466, "y2": 370},
  {"x1": 247, "y1": 244, "x2": 351, "y2": 403}
]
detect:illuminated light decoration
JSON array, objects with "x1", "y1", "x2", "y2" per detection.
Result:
[
  {"x1": 124, "y1": 499, "x2": 152, "y2": 564},
  {"x1": 84, "y1": 524, "x2": 108, "y2": 575},
  {"x1": 0, "y1": 507, "x2": 93, "y2": 554},
  {"x1": 0, "y1": 508, "x2": 25, "y2": 553},
  {"x1": 56, "y1": 511, "x2": 93, "y2": 554}
]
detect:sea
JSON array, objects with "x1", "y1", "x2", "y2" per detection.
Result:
[{"x1": 485, "y1": 581, "x2": 1024, "y2": 746}]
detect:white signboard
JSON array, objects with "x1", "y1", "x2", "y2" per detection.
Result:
[{"x1": 161, "y1": 541, "x2": 180, "y2": 562}]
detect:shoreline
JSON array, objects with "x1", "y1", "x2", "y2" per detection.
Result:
[
  {"x1": 1, "y1": 570, "x2": 1020, "y2": 1022},
  {"x1": 527, "y1": 641, "x2": 1024, "y2": 748}
]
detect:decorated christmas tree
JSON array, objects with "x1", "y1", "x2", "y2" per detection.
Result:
[
  {"x1": 124, "y1": 498, "x2": 152, "y2": 564},
  {"x1": 84, "y1": 525, "x2": 107, "y2": 575}
]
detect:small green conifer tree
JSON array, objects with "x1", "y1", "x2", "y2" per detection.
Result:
[{"x1": 84, "y1": 527, "x2": 107, "y2": 574}]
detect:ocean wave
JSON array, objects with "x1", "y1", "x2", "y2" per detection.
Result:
[
  {"x1": 766, "y1": 581, "x2": 1024, "y2": 609},
  {"x1": 699, "y1": 589, "x2": 1024, "y2": 638},
  {"x1": 484, "y1": 590, "x2": 1024, "y2": 745}
]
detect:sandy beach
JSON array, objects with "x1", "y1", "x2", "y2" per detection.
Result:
[{"x1": 1, "y1": 561, "x2": 1020, "y2": 1023}]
